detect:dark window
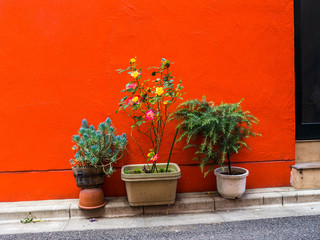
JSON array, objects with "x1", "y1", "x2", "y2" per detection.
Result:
[{"x1": 295, "y1": 0, "x2": 320, "y2": 139}]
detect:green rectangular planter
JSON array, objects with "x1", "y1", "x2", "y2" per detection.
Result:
[{"x1": 121, "y1": 163, "x2": 181, "y2": 206}]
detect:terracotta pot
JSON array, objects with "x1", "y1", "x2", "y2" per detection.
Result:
[
  {"x1": 121, "y1": 163, "x2": 181, "y2": 206},
  {"x1": 214, "y1": 166, "x2": 249, "y2": 199},
  {"x1": 78, "y1": 188, "x2": 106, "y2": 209},
  {"x1": 72, "y1": 166, "x2": 105, "y2": 189}
]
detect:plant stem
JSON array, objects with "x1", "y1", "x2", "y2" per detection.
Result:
[
  {"x1": 166, "y1": 127, "x2": 179, "y2": 172},
  {"x1": 227, "y1": 153, "x2": 232, "y2": 175},
  {"x1": 151, "y1": 161, "x2": 157, "y2": 173},
  {"x1": 130, "y1": 128, "x2": 147, "y2": 162}
]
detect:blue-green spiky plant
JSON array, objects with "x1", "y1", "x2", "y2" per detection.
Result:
[{"x1": 70, "y1": 118, "x2": 127, "y2": 176}]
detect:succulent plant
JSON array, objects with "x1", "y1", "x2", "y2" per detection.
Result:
[{"x1": 70, "y1": 118, "x2": 127, "y2": 176}]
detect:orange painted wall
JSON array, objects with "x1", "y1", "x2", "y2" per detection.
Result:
[{"x1": 0, "y1": 0, "x2": 295, "y2": 201}]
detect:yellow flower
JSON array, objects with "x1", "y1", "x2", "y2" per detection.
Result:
[
  {"x1": 130, "y1": 57, "x2": 136, "y2": 63},
  {"x1": 132, "y1": 96, "x2": 139, "y2": 102},
  {"x1": 131, "y1": 71, "x2": 139, "y2": 78},
  {"x1": 163, "y1": 101, "x2": 169, "y2": 105},
  {"x1": 156, "y1": 87, "x2": 164, "y2": 96}
]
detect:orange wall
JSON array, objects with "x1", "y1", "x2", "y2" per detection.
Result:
[{"x1": 0, "y1": 0, "x2": 295, "y2": 201}]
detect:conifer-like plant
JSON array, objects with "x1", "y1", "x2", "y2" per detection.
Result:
[{"x1": 174, "y1": 97, "x2": 260, "y2": 176}]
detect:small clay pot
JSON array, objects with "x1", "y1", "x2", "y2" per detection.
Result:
[{"x1": 78, "y1": 188, "x2": 106, "y2": 209}]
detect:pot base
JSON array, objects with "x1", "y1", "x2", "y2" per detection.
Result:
[{"x1": 78, "y1": 188, "x2": 106, "y2": 209}]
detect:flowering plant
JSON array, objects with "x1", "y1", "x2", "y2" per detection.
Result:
[{"x1": 117, "y1": 58, "x2": 184, "y2": 173}]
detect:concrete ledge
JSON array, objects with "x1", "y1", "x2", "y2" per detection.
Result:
[
  {"x1": 291, "y1": 162, "x2": 320, "y2": 170},
  {"x1": 1, "y1": 187, "x2": 320, "y2": 223},
  {"x1": 261, "y1": 192, "x2": 283, "y2": 205},
  {"x1": 70, "y1": 196, "x2": 143, "y2": 219},
  {"x1": 296, "y1": 189, "x2": 320, "y2": 203},
  {"x1": 282, "y1": 191, "x2": 298, "y2": 204},
  {"x1": 214, "y1": 193, "x2": 263, "y2": 211},
  {"x1": 0, "y1": 199, "x2": 72, "y2": 222},
  {"x1": 144, "y1": 192, "x2": 215, "y2": 215}
]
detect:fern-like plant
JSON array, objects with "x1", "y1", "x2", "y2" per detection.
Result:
[{"x1": 174, "y1": 97, "x2": 260, "y2": 176}]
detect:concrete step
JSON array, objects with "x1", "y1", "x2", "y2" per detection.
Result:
[
  {"x1": 291, "y1": 161, "x2": 320, "y2": 189},
  {"x1": 1, "y1": 187, "x2": 320, "y2": 223}
]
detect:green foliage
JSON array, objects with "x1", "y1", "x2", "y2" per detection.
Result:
[
  {"x1": 70, "y1": 118, "x2": 127, "y2": 176},
  {"x1": 20, "y1": 212, "x2": 33, "y2": 224},
  {"x1": 174, "y1": 97, "x2": 260, "y2": 176},
  {"x1": 158, "y1": 168, "x2": 173, "y2": 173},
  {"x1": 133, "y1": 168, "x2": 143, "y2": 174},
  {"x1": 20, "y1": 212, "x2": 42, "y2": 224}
]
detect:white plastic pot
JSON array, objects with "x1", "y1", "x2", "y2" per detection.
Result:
[{"x1": 214, "y1": 166, "x2": 249, "y2": 199}]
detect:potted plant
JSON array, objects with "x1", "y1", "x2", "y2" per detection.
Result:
[
  {"x1": 174, "y1": 97, "x2": 260, "y2": 199},
  {"x1": 70, "y1": 118, "x2": 127, "y2": 209},
  {"x1": 116, "y1": 57, "x2": 184, "y2": 206}
]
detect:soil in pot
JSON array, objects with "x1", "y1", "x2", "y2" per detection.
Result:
[
  {"x1": 220, "y1": 171, "x2": 244, "y2": 175},
  {"x1": 124, "y1": 167, "x2": 176, "y2": 174}
]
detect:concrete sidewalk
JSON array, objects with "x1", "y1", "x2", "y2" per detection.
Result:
[{"x1": 0, "y1": 187, "x2": 320, "y2": 224}]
